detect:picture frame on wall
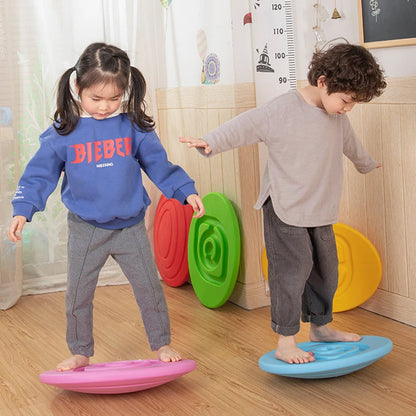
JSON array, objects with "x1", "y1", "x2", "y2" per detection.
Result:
[{"x1": 358, "y1": 0, "x2": 416, "y2": 48}]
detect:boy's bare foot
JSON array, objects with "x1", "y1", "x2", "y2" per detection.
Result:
[
  {"x1": 275, "y1": 335, "x2": 315, "y2": 364},
  {"x1": 310, "y1": 324, "x2": 361, "y2": 342},
  {"x1": 56, "y1": 354, "x2": 90, "y2": 371},
  {"x1": 157, "y1": 345, "x2": 182, "y2": 362}
]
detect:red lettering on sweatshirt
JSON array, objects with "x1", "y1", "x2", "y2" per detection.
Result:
[
  {"x1": 124, "y1": 137, "x2": 132, "y2": 156},
  {"x1": 103, "y1": 139, "x2": 115, "y2": 159},
  {"x1": 71, "y1": 144, "x2": 86, "y2": 163},
  {"x1": 86, "y1": 142, "x2": 93, "y2": 163},
  {"x1": 71, "y1": 137, "x2": 132, "y2": 164},
  {"x1": 115, "y1": 138, "x2": 124, "y2": 157},
  {"x1": 94, "y1": 141, "x2": 103, "y2": 162}
]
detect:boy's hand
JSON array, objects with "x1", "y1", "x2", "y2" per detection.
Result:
[
  {"x1": 179, "y1": 137, "x2": 212, "y2": 155},
  {"x1": 186, "y1": 194, "x2": 205, "y2": 218},
  {"x1": 7, "y1": 215, "x2": 27, "y2": 243}
]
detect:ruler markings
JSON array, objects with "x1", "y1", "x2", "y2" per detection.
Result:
[{"x1": 251, "y1": 0, "x2": 297, "y2": 105}]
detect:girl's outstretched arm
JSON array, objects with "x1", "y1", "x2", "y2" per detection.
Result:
[
  {"x1": 179, "y1": 137, "x2": 212, "y2": 155},
  {"x1": 7, "y1": 215, "x2": 27, "y2": 243}
]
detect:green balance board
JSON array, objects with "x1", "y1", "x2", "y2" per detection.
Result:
[{"x1": 188, "y1": 192, "x2": 241, "y2": 308}]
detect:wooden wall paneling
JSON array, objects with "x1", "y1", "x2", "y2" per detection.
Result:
[
  {"x1": 220, "y1": 148, "x2": 239, "y2": 206},
  {"x1": 205, "y1": 83, "x2": 256, "y2": 110},
  {"x1": 401, "y1": 104, "x2": 416, "y2": 299},
  {"x1": 156, "y1": 87, "x2": 205, "y2": 112},
  {"x1": 171, "y1": 107, "x2": 210, "y2": 196},
  {"x1": 361, "y1": 104, "x2": 388, "y2": 290},
  {"x1": 187, "y1": 108, "x2": 212, "y2": 198},
  {"x1": 371, "y1": 77, "x2": 416, "y2": 105},
  {"x1": 166, "y1": 109, "x2": 187, "y2": 164},
  {"x1": 156, "y1": 108, "x2": 168, "y2": 146},
  {"x1": 228, "y1": 105, "x2": 269, "y2": 309},
  {"x1": 158, "y1": 107, "x2": 202, "y2": 194},
  {"x1": 155, "y1": 84, "x2": 269, "y2": 310},
  {"x1": 229, "y1": 140, "x2": 268, "y2": 310},
  {"x1": 207, "y1": 109, "x2": 227, "y2": 196},
  {"x1": 343, "y1": 106, "x2": 369, "y2": 232},
  {"x1": 204, "y1": 106, "x2": 269, "y2": 309},
  {"x1": 338, "y1": 156, "x2": 350, "y2": 221},
  {"x1": 359, "y1": 78, "x2": 416, "y2": 326},
  {"x1": 214, "y1": 109, "x2": 240, "y2": 206},
  {"x1": 380, "y1": 105, "x2": 408, "y2": 296}
]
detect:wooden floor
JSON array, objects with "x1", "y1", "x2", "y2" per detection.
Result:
[{"x1": 1, "y1": 283, "x2": 416, "y2": 416}]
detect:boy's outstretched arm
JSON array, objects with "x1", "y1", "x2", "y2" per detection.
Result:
[
  {"x1": 186, "y1": 194, "x2": 205, "y2": 218},
  {"x1": 179, "y1": 137, "x2": 212, "y2": 155},
  {"x1": 7, "y1": 215, "x2": 27, "y2": 243}
]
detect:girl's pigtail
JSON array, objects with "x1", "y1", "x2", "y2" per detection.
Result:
[
  {"x1": 128, "y1": 66, "x2": 155, "y2": 132},
  {"x1": 53, "y1": 67, "x2": 80, "y2": 135}
]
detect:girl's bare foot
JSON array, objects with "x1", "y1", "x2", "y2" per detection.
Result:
[
  {"x1": 56, "y1": 354, "x2": 90, "y2": 371},
  {"x1": 157, "y1": 345, "x2": 182, "y2": 362},
  {"x1": 310, "y1": 324, "x2": 361, "y2": 342},
  {"x1": 275, "y1": 335, "x2": 315, "y2": 364}
]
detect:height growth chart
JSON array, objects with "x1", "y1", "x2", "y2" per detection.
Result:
[
  {"x1": 250, "y1": 0, "x2": 296, "y2": 105},
  {"x1": 249, "y1": 0, "x2": 297, "y2": 291}
]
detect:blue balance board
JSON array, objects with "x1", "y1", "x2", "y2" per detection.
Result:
[{"x1": 258, "y1": 335, "x2": 392, "y2": 379}]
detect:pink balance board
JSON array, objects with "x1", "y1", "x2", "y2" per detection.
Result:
[{"x1": 39, "y1": 359, "x2": 196, "y2": 394}]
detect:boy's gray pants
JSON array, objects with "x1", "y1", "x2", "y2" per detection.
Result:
[
  {"x1": 66, "y1": 212, "x2": 171, "y2": 357},
  {"x1": 262, "y1": 198, "x2": 339, "y2": 336}
]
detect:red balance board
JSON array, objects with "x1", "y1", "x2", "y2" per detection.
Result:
[
  {"x1": 39, "y1": 359, "x2": 196, "y2": 394},
  {"x1": 154, "y1": 195, "x2": 194, "y2": 287}
]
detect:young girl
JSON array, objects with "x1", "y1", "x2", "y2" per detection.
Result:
[
  {"x1": 8, "y1": 42, "x2": 205, "y2": 371},
  {"x1": 180, "y1": 44, "x2": 386, "y2": 364}
]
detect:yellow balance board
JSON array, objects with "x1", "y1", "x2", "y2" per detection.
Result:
[{"x1": 261, "y1": 223, "x2": 382, "y2": 312}]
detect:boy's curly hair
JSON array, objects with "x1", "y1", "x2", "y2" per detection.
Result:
[{"x1": 307, "y1": 44, "x2": 386, "y2": 102}]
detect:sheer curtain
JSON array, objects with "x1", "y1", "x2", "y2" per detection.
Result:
[{"x1": 0, "y1": 0, "x2": 163, "y2": 309}]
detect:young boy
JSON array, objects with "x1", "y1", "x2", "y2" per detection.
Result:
[{"x1": 180, "y1": 44, "x2": 386, "y2": 364}]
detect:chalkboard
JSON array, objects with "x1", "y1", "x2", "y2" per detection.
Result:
[{"x1": 358, "y1": 0, "x2": 416, "y2": 48}]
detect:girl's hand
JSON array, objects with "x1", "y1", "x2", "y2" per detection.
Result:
[
  {"x1": 7, "y1": 215, "x2": 27, "y2": 243},
  {"x1": 186, "y1": 194, "x2": 205, "y2": 218},
  {"x1": 179, "y1": 137, "x2": 212, "y2": 155}
]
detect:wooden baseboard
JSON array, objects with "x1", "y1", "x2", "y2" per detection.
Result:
[
  {"x1": 360, "y1": 289, "x2": 416, "y2": 327},
  {"x1": 229, "y1": 284, "x2": 416, "y2": 328},
  {"x1": 228, "y1": 280, "x2": 270, "y2": 310}
]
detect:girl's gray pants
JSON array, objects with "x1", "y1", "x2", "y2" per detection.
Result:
[{"x1": 66, "y1": 212, "x2": 171, "y2": 357}]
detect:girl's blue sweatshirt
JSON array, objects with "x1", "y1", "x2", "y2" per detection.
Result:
[{"x1": 12, "y1": 114, "x2": 197, "y2": 229}]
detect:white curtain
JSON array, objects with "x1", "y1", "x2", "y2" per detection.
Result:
[{"x1": 0, "y1": 0, "x2": 163, "y2": 309}]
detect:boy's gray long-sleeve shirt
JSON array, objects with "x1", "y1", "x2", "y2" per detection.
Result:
[{"x1": 202, "y1": 90, "x2": 378, "y2": 227}]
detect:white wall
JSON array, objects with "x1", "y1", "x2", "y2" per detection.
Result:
[
  {"x1": 293, "y1": 0, "x2": 416, "y2": 79},
  {"x1": 160, "y1": 0, "x2": 236, "y2": 87},
  {"x1": 160, "y1": 0, "x2": 415, "y2": 88}
]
